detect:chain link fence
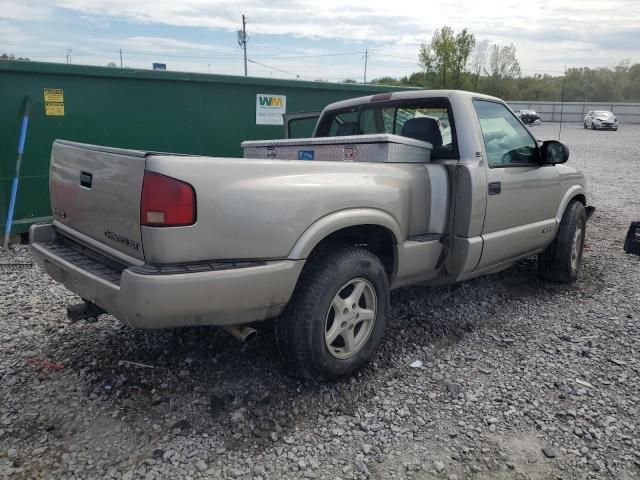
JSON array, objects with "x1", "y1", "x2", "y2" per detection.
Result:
[{"x1": 507, "y1": 101, "x2": 640, "y2": 124}]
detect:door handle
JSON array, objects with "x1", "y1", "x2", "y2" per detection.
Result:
[
  {"x1": 80, "y1": 172, "x2": 93, "y2": 188},
  {"x1": 488, "y1": 182, "x2": 501, "y2": 195}
]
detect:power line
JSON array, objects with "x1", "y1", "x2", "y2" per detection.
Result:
[
  {"x1": 125, "y1": 50, "x2": 240, "y2": 59},
  {"x1": 369, "y1": 51, "x2": 417, "y2": 61},
  {"x1": 14, "y1": 46, "x2": 577, "y2": 81},
  {"x1": 251, "y1": 51, "x2": 364, "y2": 60},
  {"x1": 247, "y1": 58, "x2": 301, "y2": 78},
  {"x1": 24, "y1": 54, "x2": 68, "y2": 59}
]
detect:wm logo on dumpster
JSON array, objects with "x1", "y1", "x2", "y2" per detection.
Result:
[{"x1": 258, "y1": 95, "x2": 284, "y2": 107}]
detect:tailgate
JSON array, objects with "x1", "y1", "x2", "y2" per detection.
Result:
[{"x1": 50, "y1": 140, "x2": 147, "y2": 261}]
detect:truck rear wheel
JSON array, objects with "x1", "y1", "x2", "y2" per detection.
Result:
[
  {"x1": 538, "y1": 200, "x2": 586, "y2": 283},
  {"x1": 275, "y1": 245, "x2": 389, "y2": 381}
]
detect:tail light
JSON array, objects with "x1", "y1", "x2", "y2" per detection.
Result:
[{"x1": 141, "y1": 171, "x2": 196, "y2": 227}]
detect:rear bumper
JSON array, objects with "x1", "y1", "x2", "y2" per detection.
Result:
[{"x1": 29, "y1": 223, "x2": 304, "y2": 329}]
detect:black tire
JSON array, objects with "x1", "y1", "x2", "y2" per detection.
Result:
[
  {"x1": 275, "y1": 244, "x2": 389, "y2": 381},
  {"x1": 591, "y1": 122, "x2": 596, "y2": 130},
  {"x1": 539, "y1": 201, "x2": 586, "y2": 283},
  {"x1": 583, "y1": 121, "x2": 587, "y2": 129}
]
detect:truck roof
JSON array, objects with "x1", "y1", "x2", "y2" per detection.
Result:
[{"x1": 322, "y1": 89, "x2": 503, "y2": 112}]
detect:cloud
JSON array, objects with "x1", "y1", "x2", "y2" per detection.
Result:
[
  {"x1": 49, "y1": 0, "x2": 640, "y2": 65},
  {"x1": 121, "y1": 36, "x2": 236, "y2": 54},
  {"x1": 2, "y1": 0, "x2": 639, "y2": 76},
  {"x1": 0, "y1": 0, "x2": 52, "y2": 21}
]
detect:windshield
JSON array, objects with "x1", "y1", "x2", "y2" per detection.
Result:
[
  {"x1": 595, "y1": 111, "x2": 613, "y2": 117},
  {"x1": 315, "y1": 99, "x2": 456, "y2": 159}
]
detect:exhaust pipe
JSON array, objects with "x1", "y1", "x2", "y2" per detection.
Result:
[
  {"x1": 67, "y1": 299, "x2": 105, "y2": 322},
  {"x1": 222, "y1": 324, "x2": 257, "y2": 343}
]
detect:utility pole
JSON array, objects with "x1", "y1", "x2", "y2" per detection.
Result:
[
  {"x1": 363, "y1": 49, "x2": 369, "y2": 84},
  {"x1": 66, "y1": 49, "x2": 72, "y2": 64},
  {"x1": 119, "y1": 49, "x2": 123, "y2": 68},
  {"x1": 237, "y1": 15, "x2": 248, "y2": 76},
  {"x1": 611, "y1": 64, "x2": 617, "y2": 111},
  {"x1": 243, "y1": 15, "x2": 248, "y2": 76},
  {"x1": 559, "y1": 65, "x2": 567, "y2": 140}
]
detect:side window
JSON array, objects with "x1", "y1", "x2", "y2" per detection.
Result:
[
  {"x1": 359, "y1": 108, "x2": 384, "y2": 134},
  {"x1": 382, "y1": 108, "x2": 395, "y2": 133},
  {"x1": 328, "y1": 109, "x2": 359, "y2": 136},
  {"x1": 473, "y1": 100, "x2": 538, "y2": 166},
  {"x1": 314, "y1": 100, "x2": 457, "y2": 160}
]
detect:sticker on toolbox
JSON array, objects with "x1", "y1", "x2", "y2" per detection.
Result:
[{"x1": 297, "y1": 150, "x2": 314, "y2": 160}]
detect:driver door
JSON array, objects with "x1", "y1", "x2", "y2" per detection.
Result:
[
  {"x1": 474, "y1": 100, "x2": 560, "y2": 269},
  {"x1": 283, "y1": 111, "x2": 321, "y2": 139}
]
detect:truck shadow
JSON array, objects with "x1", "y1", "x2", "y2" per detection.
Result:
[{"x1": 40, "y1": 253, "x2": 604, "y2": 455}]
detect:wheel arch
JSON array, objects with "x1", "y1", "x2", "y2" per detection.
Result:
[
  {"x1": 288, "y1": 209, "x2": 402, "y2": 280},
  {"x1": 555, "y1": 186, "x2": 586, "y2": 223}
]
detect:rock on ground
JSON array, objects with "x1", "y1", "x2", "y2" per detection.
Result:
[{"x1": 1, "y1": 124, "x2": 639, "y2": 479}]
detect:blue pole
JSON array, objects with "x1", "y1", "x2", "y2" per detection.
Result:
[{"x1": 3, "y1": 97, "x2": 31, "y2": 248}]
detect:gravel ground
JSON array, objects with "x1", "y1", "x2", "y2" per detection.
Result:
[{"x1": 1, "y1": 123, "x2": 639, "y2": 480}]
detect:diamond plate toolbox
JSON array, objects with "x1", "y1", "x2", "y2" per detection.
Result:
[{"x1": 241, "y1": 134, "x2": 432, "y2": 163}]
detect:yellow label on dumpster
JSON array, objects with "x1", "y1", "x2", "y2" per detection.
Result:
[
  {"x1": 45, "y1": 103, "x2": 65, "y2": 116},
  {"x1": 44, "y1": 88, "x2": 64, "y2": 103},
  {"x1": 44, "y1": 88, "x2": 65, "y2": 116}
]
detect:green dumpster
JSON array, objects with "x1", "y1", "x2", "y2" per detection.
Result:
[{"x1": 0, "y1": 61, "x2": 410, "y2": 236}]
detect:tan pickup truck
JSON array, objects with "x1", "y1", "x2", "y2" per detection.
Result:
[{"x1": 30, "y1": 90, "x2": 594, "y2": 380}]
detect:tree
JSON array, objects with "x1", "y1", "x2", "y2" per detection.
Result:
[
  {"x1": 107, "y1": 62, "x2": 117, "y2": 68},
  {"x1": 1, "y1": 54, "x2": 30, "y2": 61},
  {"x1": 622, "y1": 63, "x2": 640, "y2": 101},
  {"x1": 370, "y1": 76, "x2": 402, "y2": 86},
  {"x1": 488, "y1": 43, "x2": 521, "y2": 79},
  {"x1": 612, "y1": 59, "x2": 630, "y2": 103},
  {"x1": 469, "y1": 39, "x2": 489, "y2": 89},
  {"x1": 373, "y1": 27, "x2": 640, "y2": 101},
  {"x1": 419, "y1": 26, "x2": 475, "y2": 88},
  {"x1": 481, "y1": 43, "x2": 521, "y2": 97}
]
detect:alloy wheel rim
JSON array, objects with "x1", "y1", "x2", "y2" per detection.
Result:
[
  {"x1": 324, "y1": 278, "x2": 377, "y2": 359},
  {"x1": 571, "y1": 225, "x2": 583, "y2": 271}
]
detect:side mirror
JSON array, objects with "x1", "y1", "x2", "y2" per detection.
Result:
[{"x1": 540, "y1": 140, "x2": 569, "y2": 164}]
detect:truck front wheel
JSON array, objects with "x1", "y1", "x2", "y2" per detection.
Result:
[
  {"x1": 275, "y1": 245, "x2": 389, "y2": 381},
  {"x1": 538, "y1": 200, "x2": 586, "y2": 283}
]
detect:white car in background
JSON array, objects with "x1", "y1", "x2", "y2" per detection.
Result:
[{"x1": 584, "y1": 111, "x2": 618, "y2": 130}]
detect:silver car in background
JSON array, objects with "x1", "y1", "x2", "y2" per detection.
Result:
[{"x1": 584, "y1": 111, "x2": 618, "y2": 130}]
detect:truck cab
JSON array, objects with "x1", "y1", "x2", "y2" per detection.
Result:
[{"x1": 286, "y1": 90, "x2": 589, "y2": 282}]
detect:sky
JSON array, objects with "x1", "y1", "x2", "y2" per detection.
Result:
[{"x1": 1, "y1": 0, "x2": 639, "y2": 82}]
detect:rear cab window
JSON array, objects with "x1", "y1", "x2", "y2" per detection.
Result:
[{"x1": 315, "y1": 98, "x2": 457, "y2": 160}]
